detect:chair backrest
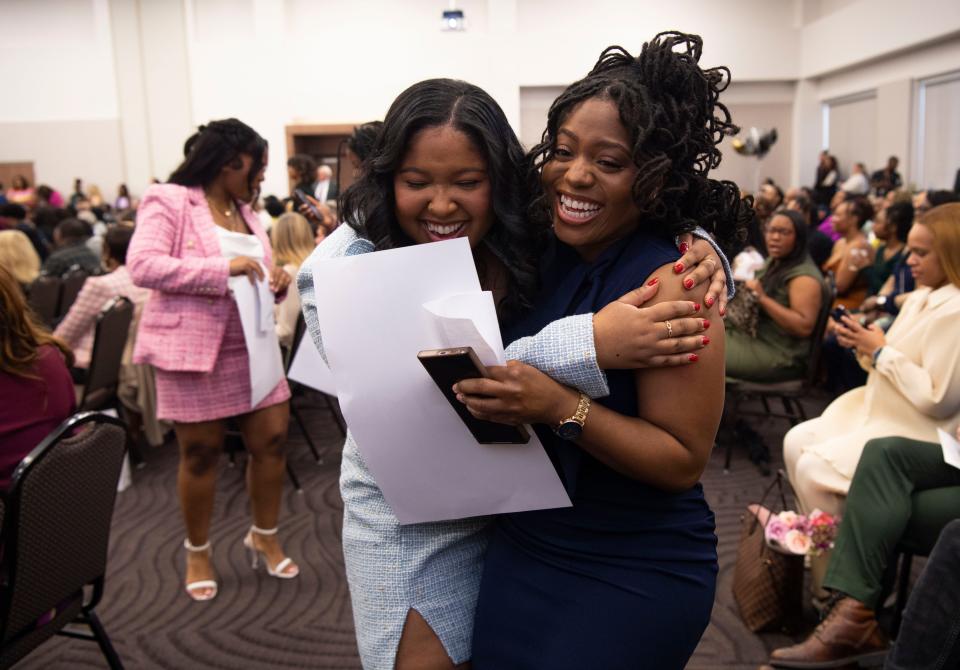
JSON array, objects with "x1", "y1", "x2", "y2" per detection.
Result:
[
  {"x1": 284, "y1": 314, "x2": 308, "y2": 374},
  {"x1": 26, "y1": 276, "x2": 62, "y2": 329},
  {"x1": 57, "y1": 266, "x2": 89, "y2": 318},
  {"x1": 804, "y1": 274, "x2": 837, "y2": 387},
  {"x1": 0, "y1": 412, "x2": 127, "y2": 644},
  {"x1": 80, "y1": 297, "x2": 134, "y2": 411}
]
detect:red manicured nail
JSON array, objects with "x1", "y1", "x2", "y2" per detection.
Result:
[
  {"x1": 705, "y1": 296, "x2": 715, "y2": 308},
  {"x1": 693, "y1": 303, "x2": 701, "y2": 312},
  {"x1": 703, "y1": 319, "x2": 711, "y2": 330},
  {"x1": 683, "y1": 277, "x2": 695, "y2": 289},
  {"x1": 647, "y1": 277, "x2": 660, "y2": 286},
  {"x1": 702, "y1": 336, "x2": 710, "y2": 345},
  {"x1": 688, "y1": 354, "x2": 699, "y2": 362},
  {"x1": 719, "y1": 305, "x2": 726, "y2": 317},
  {"x1": 674, "y1": 262, "x2": 684, "y2": 274},
  {"x1": 678, "y1": 242, "x2": 690, "y2": 253}
]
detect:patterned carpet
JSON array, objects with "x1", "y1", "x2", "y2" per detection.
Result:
[{"x1": 19, "y1": 390, "x2": 835, "y2": 669}]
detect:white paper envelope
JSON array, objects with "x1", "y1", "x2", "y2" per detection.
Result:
[
  {"x1": 288, "y1": 334, "x2": 337, "y2": 397},
  {"x1": 312, "y1": 238, "x2": 571, "y2": 524},
  {"x1": 230, "y1": 276, "x2": 285, "y2": 408},
  {"x1": 938, "y1": 428, "x2": 960, "y2": 470}
]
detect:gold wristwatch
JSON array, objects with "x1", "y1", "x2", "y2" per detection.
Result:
[{"x1": 555, "y1": 393, "x2": 591, "y2": 440}]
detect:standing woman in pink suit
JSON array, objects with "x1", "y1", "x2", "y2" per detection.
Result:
[{"x1": 127, "y1": 119, "x2": 299, "y2": 602}]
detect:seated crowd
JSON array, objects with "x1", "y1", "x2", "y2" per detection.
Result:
[
  {"x1": 1, "y1": 128, "x2": 959, "y2": 669},
  {"x1": 726, "y1": 153, "x2": 960, "y2": 667}
]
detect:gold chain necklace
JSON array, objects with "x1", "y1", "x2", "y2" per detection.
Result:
[{"x1": 205, "y1": 195, "x2": 235, "y2": 218}]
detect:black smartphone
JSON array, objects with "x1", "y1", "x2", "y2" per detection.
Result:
[
  {"x1": 417, "y1": 347, "x2": 530, "y2": 445},
  {"x1": 830, "y1": 305, "x2": 849, "y2": 322},
  {"x1": 293, "y1": 188, "x2": 323, "y2": 219}
]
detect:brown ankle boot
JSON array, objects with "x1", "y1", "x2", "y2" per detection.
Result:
[{"x1": 769, "y1": 597, "x2": 888, "y2": 668}]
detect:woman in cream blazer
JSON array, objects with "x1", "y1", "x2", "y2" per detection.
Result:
[{"x1": 785, "y1": 203, "x2": 960, "y2": 518}]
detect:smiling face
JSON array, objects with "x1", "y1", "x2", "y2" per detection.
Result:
[
  {"x1": 393, "y1": 125, "x2": 493, "y2": 247},
  {"x1": 542, "y1": 97, "x2": 642, "y2": 261},
  {"x1": 764, "y1": 214, "x2": 798, "y2": 259},
  {"x1": 905, "y1": 223, "x2": 947, "y2": 289}
]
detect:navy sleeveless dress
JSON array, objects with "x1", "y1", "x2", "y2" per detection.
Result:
[{"x1": 471, "y1": 230, "x2": 718, "y2": 669}]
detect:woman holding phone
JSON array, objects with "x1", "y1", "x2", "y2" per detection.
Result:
[{"x1": 298, "y1": 79, "x2": 731, "y2": 669}]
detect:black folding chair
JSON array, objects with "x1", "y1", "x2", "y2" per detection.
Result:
[
  {"x1": 284, "y1": 315, "x2": 345, "y2": 465},
  {"x1": 58, "y1": 265, "x2": 89, "y2": 319},
  {"x1": 0, "y1": 412, "x2": 127, "y2": 669},
  {"x1": 26, "y1": 275, "x2": 61, "y2": 329},
  {"x1": 78, "y1": 297, "x2": 135, "y2": 412},
  {"x1": 723, "y1": 275, "x2": 836, "y2": 471}
]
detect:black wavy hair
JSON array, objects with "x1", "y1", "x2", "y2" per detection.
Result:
[
  {"x1": 844, "y1": 195, "x2": 873, "y2": 229},
  {"x1": 928, "y1": 189, "x2": 960, "y2": 208},
  {"x1": 104, "y1": 224, "x2": 135, "y2": 265},
  {"x1": 168, "y1": 118, "x2": 267, "y2": 195},
  {"x1": 287, "y1": 154, "x2": 317, "y2": 184},
  {"x1": 761, "y1": 209, "x2": 810, "y2": 294},
  {"x1": 885, "y1": 201, "x2": 914, "y2": 243},
  {"x1": 340, "y1": 78, "x2": 539, "y2": 321},
  {"x1": 347, "y1": 121, "x2": 383, "y2": 162},
  {"x1": 527, "y1": 32, "x2": 751, "y2": 256}
]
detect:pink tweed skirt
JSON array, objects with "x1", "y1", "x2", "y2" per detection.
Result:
[{"x1": 155, "y1": 304, "x2": 290, "y2": 423}]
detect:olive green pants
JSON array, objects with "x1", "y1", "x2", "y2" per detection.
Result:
[
  {"x1": 725, "y1": 329, "x2": 802, "y2": 383},
  {"x1": 824, "y1": 436, "x2": 960, "y2": 610}
]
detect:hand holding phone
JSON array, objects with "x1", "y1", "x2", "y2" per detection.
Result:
[
  {"x1": 418, "y1": 347, "x2": 530, "y2": 445},
  {"x1": 830, "y1": 305, "x2": 849, "y2": 322},
  {"x1": 294, "y1": 189, "x2": 323, "y2": 220}
]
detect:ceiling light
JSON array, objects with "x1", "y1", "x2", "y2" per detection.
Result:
[{"x1": 441, "y1": 8, "x2": 465, "y2": 31}]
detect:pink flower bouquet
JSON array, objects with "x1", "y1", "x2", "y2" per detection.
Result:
[{"x1": 763, "y1": 508, "x2": 839, "y2": 556}]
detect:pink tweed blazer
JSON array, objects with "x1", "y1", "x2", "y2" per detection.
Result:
[
  {"x1": 127, "y1": 183, "x2": 276, "y2": 373},
  {"x1": 53, "y1": 265, "x2": 150, "y2": 368}
]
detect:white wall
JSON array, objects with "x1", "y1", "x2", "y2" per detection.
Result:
[
  {"x1": 2, "y1": 0, "x2": 959, "y2": 200},
  {"x1": 0, "y1": 0, "x2": 124, "y2": 196},
  {"x1": 801, "y1": 0, "x2": 960, "y2": 77}
]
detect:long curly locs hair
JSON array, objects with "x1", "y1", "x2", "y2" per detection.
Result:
[
  {"x1": 0, "y1": 265, "x2": 74, "y2": 380},
  {"x1": 527, "y1": 31, "x2": 752, "y2": 255},
  {"x1": 340, "y1": 79, "x2": 541, "y2": 322}
]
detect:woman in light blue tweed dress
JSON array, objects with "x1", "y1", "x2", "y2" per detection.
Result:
[{"x1": 298, "y1": 79, "x2": 732, "y2": 669}]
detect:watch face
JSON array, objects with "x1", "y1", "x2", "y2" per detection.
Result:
[{"x1": 556, "y1": 421, "x2": 583, "y2": 440}]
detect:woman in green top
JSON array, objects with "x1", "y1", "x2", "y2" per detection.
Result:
[{"x1": 727, "y1": 209, "x2": 824, "y2": 381}]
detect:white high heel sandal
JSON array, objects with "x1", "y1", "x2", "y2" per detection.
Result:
[
  {"x1": 183, "y1": 539, "x2": 218, "y2": 601},
  {"x1": 243, "y1": 525, "x2": 299, "y2": 579}
]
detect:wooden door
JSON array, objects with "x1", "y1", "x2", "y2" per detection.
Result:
[{"x1": 285, "y1": 124, "x2": 358, "y2": 199}]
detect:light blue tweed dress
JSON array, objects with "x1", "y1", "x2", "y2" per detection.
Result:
[
  {"x1": 298, "y1": 225, "x2": 733, "y2": 669},
  {"x1": 297, "y1": 225, "x2": 613, "y2": 669}
]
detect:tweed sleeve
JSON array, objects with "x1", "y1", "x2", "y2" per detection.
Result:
[
  {"x1": 506, "y1": 314, "x2": 610, "y2": 399},
  {"x1": 126, "y1": 187, "x2": 230, "y2": 296},
  {"x1": 53, "y1": 277, "x2": 103, "y2": 348},
  {"x1": 691, "y1": 226, "x2": 735, "y2": 299}
]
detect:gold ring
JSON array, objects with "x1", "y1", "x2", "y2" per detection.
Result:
[{"x1": 665, "y1": 320, "x2": 674, "y2": 338}]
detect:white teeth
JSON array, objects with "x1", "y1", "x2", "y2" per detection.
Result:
[
  {"x1": 425, "y1": 222, "x2": 465, "y2": 235},
  {"x1": 560, "y1": 194, "x2": 601, "y2": 216}
]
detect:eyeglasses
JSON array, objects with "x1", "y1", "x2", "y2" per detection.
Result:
[{"x1": 765, "y1": 227, "x2": 795, "y2": 237}]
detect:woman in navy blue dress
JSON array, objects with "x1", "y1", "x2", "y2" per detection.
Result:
[{"x1": 456, "y1": 33, "x2": 751, "y2": 669}]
